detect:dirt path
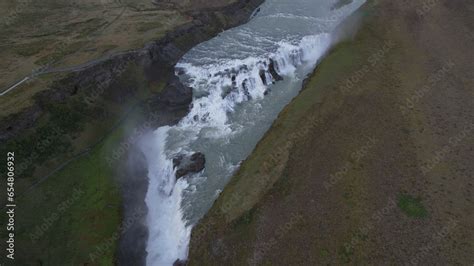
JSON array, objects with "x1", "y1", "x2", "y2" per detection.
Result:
[{"x1": 0, "y1": 7, "x2": 127, "y2": 96}]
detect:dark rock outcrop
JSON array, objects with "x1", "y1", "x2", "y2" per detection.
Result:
[
  {"x1": 0, "y1": 1, "x2": 264, "y2": 266},
  {"x1": 173, "y1": 259, "x2": 187, "y2": 266},
  {"x1": 0, "y1": 104, "x2": 42, "y2": 141},
  {"x1": 0, "y1": 0, "x2": 265, "y2": 144},
  {"x1": 173, "y1": 152, "x2": 206, "y2": 178},
  {"x1": 269, "y1": 58, "x2": 283, "y2": 82},
  {"x1": 150, "y1": 75, "x2": 193, "y2": 111},
  {"x1": 259, "y1": 69, "x2": 267, "y2": 85}
]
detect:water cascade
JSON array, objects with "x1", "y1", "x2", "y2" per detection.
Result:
[{"x1": 140, "y1": 0, "x2": 366, "y2": 264}]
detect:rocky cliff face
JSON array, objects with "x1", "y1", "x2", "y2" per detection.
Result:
[
  {"x1": 60, "y1": 1, "x2": 262, "y2": 265},
  {"x1": 0, "y1": 0, "x2": 264, "y2": 143},
  {"x1": 0, "y1": 1, "x2": 264, "y2": 265},
  {"x1": 116, "y1": 2, "x2": 265, "y2": 264}
]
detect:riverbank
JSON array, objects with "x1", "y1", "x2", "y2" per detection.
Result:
[
  {"x1": 188, "y1": 0, "x2": 473, "y2": 264},
  {"x1": 0, "y1": 0, "x2": 264, "y2": 264}
]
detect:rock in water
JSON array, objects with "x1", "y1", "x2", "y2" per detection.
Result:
[
  {"x1": 172, "y1": 154, "x2": 184, "y2": 169},
  {"x1": 173, "y1": 152, "x2": 206, "y2": 178},
  {"x1": 259, "y1": 69, "x2": 267, "y2": 85},
  {"x1": 269, "y1": 59, "x2": 283, "y2": 82},
  {"x1": 173, "y1": 259, "x2": 187, "y2": 266},
  {"x1": 156, "y1": 75, "x2": 193, "y2": 109}
]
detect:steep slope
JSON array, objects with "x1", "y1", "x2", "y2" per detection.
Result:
[{"x1": 188, "y1": 0, "x2": 474, "y2": 264}]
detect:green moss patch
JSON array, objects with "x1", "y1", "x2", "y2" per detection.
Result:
[
  {"x1": 338, "y1": 244, "x2": 354, "y2": 263},
  {"x1": 397, "y1": 194, "x2": 428, "y2": 218}
]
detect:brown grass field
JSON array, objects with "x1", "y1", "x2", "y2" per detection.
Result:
[{"x1": 188, "y1": 0, "x2": 474, "y2": 264}]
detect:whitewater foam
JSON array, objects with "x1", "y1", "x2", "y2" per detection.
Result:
[
  {"x1": 140, "y1": 127, "x2": 191, "y2": 266},
  {"x1": 142, "y1": 32, "x2": 332, "y2": 266},
  {"x1": 141, "y1": 0, "x2": 366, "y2": 264}
]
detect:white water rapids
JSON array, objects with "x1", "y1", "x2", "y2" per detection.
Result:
[{"x1": 139, "y1": 0, "x2": 366, "y2": 264}]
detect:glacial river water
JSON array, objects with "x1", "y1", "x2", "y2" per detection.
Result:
[{"x1": 139, "y1": 0, "x2": 365, "y2": 264}]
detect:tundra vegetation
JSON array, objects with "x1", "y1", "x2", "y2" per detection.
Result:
[{"x1": 188, "y1": 0, "x2": 474, "y2": 264}]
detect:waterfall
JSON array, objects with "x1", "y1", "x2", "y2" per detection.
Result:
[{"x1": 139, "y1": 0, "x2": 365, "y2": 264}]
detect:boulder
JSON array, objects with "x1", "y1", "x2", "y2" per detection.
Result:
[
  {"x1": 173, "y1": 259, "x2": 187, "y2": 266},
  {"x1": 173, "y1": 152, "x2": 206, "y2": 178},
  {"x1": 154, "y1": 75, "x2": 193, "y2": 110}
]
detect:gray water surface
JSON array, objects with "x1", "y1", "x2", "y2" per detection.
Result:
[{"x1": 141, "y1": 0, "x2": 365, "y2": 264}]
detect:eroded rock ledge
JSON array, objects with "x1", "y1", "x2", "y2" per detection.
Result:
[{"x1": 0, "y1": 0, "x2": 265, "y2": 142}]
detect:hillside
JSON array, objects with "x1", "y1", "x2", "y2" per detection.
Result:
[{"x1": 188, "y1": 0, "x2": 474, "y2": 264}]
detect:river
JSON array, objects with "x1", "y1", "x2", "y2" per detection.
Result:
[{"x1": 139, "y1": 0, "x2": 365, "y2": 264}]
